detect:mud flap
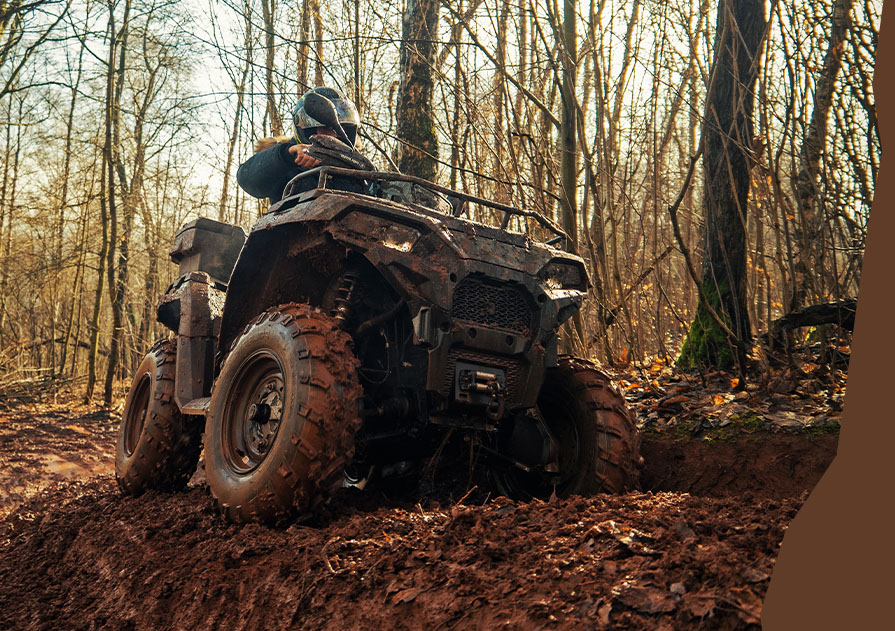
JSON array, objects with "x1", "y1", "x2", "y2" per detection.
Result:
[{"x1": 174, "y1": 272, "x2": 225, "y2": 412}]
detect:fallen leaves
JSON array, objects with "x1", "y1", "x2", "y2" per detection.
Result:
[
  {"x1": 607, "y1": 580, "x2": 764, "y2": 624},
  {"x1": 591, "y1": 520, "x2": 661, "y2": 556},
  {"x1": 391, "y1": 586, "x2": 424, "y2": 604},
  {"x1": 618, "y1": 342, "x2": 846, "y2": 440},
  {"x1": 743, "y1": 567, "x2": 771, "y2": 583},
  {"x1": 612, "y1": 582, "x2": 677, "y2": 614},
  {"x1": 596, "y1": 601, "x2": 612, "y2": 627},
  {"x1": 682, "y1": 592, "x2": 717, "y2": 618},
  {"x1": 659, "y1": 394, "x2": 690, "y2": 408},
  {"x1": 712, "y1": 393, "x2": 730, "y2": 406},
  {"x1": 729, "y1": 586, "x2": 763, "y2": 624}
]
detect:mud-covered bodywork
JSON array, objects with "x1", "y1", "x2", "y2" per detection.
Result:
[
  {"x1": 129, "y1": 167, "x2": 641, "y2": 516},
  {"x1": 220, "y1": 183, "x2": 588, "y2": 413},
  {"x1": 124, "y1": 129, "x2": 639, "y2": 523}
]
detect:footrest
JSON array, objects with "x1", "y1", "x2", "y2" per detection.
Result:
[{"x1": 181, "y1": 397, "x2": 211, "y2": 415}]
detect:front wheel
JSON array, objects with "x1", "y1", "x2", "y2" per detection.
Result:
[
  {"x1": 115, "y1": 340, "x2": 203, "y2": 494},
  {"x1": 490, "y1": 356, "x2": 642, "y2": 499},
  {"x1": 205, "y1": 303, "x2": 362, "y2": 524}
]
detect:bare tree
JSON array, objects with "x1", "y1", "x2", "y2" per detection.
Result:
[{"x1": 790, "y1": 0, "x2": 854, "y2": 311}]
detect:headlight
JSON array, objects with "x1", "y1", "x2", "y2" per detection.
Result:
[
  {"x1": 540, "y1": 260, "x2": 587, "y2": 290},
  {"x1": 380, "y1": 223, "x2": 420, "y2": 252}
]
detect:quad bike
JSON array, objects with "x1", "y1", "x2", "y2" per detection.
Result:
[{"x1": 115, "y1": 97, "x2": 642, "y2": 524}]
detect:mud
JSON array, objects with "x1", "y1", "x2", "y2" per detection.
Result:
[
  {"x1": 0, "y1": 402, "x2": 117, "y2": 517},
  {"x1": 0, "y1": 398, "x2": 836, "y2": 630},
  {"x1": 640, "y1": 434, "x2": 839, "y2": 500}
]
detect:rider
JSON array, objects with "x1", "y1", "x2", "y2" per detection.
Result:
[{"x1": 237, "y1": 86, "x2": 365, "y2": 205}]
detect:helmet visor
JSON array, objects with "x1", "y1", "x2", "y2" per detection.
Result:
[{"x1": 294, "y1": 95, "x2": 360, "y2": 132}]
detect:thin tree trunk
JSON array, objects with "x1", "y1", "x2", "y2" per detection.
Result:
[
  {"x1": 0, "y1": 97, "x2": 12, "y2": 347},
  {"x1": 54, "y1": 34, "x2": 85, "y2": 376},
  {"x1": 261, "y1": 0, "x2": 282, "y2": 135},
  {"x1": 296, "y1": 0, "x2": 310, "y2": 87},
  {"x1": 493, "y1": 0, "x2": 510, "y2": 203},
  {"x1": 559, "y1": 0, "x2": 577, "y2": 249},
  {"x1": 220, "y1": 2, "x2": 252, "y2": 223},
  {"x1": 103, "y1": 0, "x2": 131, "y2": 404},
  {"x1": 790, "y1": 0, "x2": 853, "y2": 310},
  {"x1": 86, "y1": 17, "x2": 114, "y2": 401},
  {"x1": 312, "y1": 0, "x2": 323, "y2": 86},
  {"x1": 0, "y1": 96, "x2": 23, "y2": 352},
  {"x1": 449, "y1": 2, "x2": 463, "y2": 190},
  {"x1": 62, "y1": 210, "x2": 88, "y2": 376}
]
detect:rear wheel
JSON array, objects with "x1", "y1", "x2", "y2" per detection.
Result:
[
  {"x1": 205, "y1": 303, "x2": 361, "y2": 524},
  {"x1": 115, "y1": 340, "x2": 203, "y2": 494},
  {"x1": 490, "y1": 356, "x2": 641, "y2": 499}
]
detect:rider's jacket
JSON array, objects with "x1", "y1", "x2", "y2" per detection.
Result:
[{"x1": 236, "y1": 138, "x2": 305, "y2": 205}]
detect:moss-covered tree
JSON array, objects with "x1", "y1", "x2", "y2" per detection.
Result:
[
  {"x1": 678, "y1": 0, "x2": 766, "y2": 370},
  {"x1": 395, "y1": 0, "x2": 439, "y2": 180}
]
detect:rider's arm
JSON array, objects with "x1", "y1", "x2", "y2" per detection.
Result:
[{"x1": 236, "y1": 140, "x2": 301, "y2": 201}]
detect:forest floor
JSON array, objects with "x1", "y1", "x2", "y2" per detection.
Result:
[{"x1": 0, "y1": 346, "x2": 843, "y2": 631}]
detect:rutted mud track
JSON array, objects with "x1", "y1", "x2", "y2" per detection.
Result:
[{"x1": 0, "y1": 400, "x2": 837, "y2": 630}]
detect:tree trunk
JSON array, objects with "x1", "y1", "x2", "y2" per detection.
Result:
[
  {"x1": 86, "y1": 8, "x2": 116, "y2": 401},
  {"x1": 296, "y1": 0, "x2": 310, "y2": 88},
  {"x1": 678, "y1": 0, "x2": 766, "y2": 370},
  {"x1": 220, "y1": 2, "x2": 252, "y2": 223},
  {"x1": 0, "y1": 97, "x2": 12, "y2": 348},
  {"x1": 261, "y1": 0, "x2": 282, "y2": 136},
  {"x1": 790, "y1": 0, "x2": 854, "y2": 311},
  {"x1": 395, "y1": 0, "x2": 439, "y2": 180},
  {"x1": 311, "y1": 0, "x2": 323, "y2": 86},
  {"x1": 103, "y1": 0, "x2": 131, "y2": 404},
  {"x1": 54, "y1": 30, "x2": 84, "y2": 375},
  {"x1": 0, "y1": 95, "x2": 22, "y2": 351},
  {"x1": 492, "y1": 0, "x2": 510, "y2": 203},
  {"x1": 560, "y1": 0, "x2": 584, "y2": 351},
  {"x1": 559, "y1": 0, "x2": 577, "y2": 254},
  {"x1": 62, "y1": 211, "x2": 88, "y2": 376},
  {"x1": 449, "y1": 2, "x2": 463, "y2": 190}
]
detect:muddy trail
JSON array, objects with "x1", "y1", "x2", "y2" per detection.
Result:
[{"x1": 0, "y1": 368, "x2": 839, "y2": 631}]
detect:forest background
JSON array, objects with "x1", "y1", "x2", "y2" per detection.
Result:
[{"x1": 0, "y1": 0, "x2": 879, "y2": 403}]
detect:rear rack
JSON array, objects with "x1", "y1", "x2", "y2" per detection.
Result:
[{"x1": 282, "y1": 166, "x2": 569, "y2": 248}]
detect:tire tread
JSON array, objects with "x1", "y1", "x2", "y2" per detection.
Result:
[{"x1": 116, "y1": 339, "x2": 203, "y2": 495}]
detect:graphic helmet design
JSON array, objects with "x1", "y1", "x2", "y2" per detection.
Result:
[{"x1": 292, "y1": 86, "x2": 360, "y2": 145}]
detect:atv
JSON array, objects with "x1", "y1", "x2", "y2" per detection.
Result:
[{"x1": 115, "y1": 98, "x2": 642, "y2": 524}]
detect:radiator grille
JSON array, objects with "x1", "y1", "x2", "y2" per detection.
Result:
[{"x1": 451, "y1": 277, "x2": 532, "y2": 335}]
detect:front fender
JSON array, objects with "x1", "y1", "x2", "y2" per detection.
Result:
[{"x1": 218, "y1": 222, "x2": 347, "y2": 354}]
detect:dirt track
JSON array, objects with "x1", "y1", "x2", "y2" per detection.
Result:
[{"x1": 0, "y1": 396, "x2": 837, "y2": 630}]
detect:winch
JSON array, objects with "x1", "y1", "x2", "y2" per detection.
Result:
[{"x1": 455, "y1": 361, "x2": 506, "y2": 420}]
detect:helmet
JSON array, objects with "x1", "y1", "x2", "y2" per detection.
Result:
[{"x1": 292, "y1": 86, "x2": 360, "y2": 145}]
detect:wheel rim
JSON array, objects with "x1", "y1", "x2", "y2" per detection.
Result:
[
  {"x1": 123, "y1": 372, "x2": 152, "y2": 456},
  {"x1": 221, "y1": 350, "x2": 285, "y2": 474}
]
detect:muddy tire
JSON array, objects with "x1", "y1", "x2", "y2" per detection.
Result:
[
  {"x1": 491, "y1": 356, "x2": 641, "y2": 499},
  {"x1": 115, "y1": 340, "x2": 203, "y2": 495},
  {"x1": 205, "y1": 303, "x2": 361, "y2": 524}
]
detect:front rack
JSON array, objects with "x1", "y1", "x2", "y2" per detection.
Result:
[{"x1": 282, "y1": 166, "x2": 569, "y2": 247}]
